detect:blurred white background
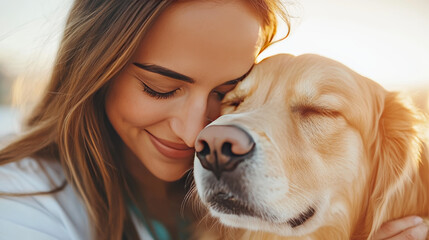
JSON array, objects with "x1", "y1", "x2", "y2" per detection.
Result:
[
  {"x1": 263, "y1": 0, "x2": 429, "y2": 90},
  {"x1": 0, "y1": 0, "x2": 428, "y2": 136}
]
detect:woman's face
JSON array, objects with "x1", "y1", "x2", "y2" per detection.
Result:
[{"x1": 105, "y1": 0, "x2": 262, "y2": 182}]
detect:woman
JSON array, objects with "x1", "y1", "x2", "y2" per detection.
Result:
[{"x1": 0, "y1": 0, "x2": 427, "y2": 239}]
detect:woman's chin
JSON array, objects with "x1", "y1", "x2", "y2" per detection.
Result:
[{"x1": 151, "y1": 163, "x2": 193, "y2": 182}]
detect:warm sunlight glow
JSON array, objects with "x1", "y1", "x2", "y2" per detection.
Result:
[
  {"x1": 258, "y1": 0, "x2": 429, "y2": 91},
  {"x1": 1, "y1": 0, "x2": 428, "y2": 95}
]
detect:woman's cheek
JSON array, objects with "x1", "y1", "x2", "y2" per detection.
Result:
[{"x1": 206, "y1": 94, "x2": 222, "y2": 122}]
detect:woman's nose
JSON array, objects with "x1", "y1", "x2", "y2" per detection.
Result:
[{"x1": 170, "y1": 96, "x2": 216, "y2": 148}]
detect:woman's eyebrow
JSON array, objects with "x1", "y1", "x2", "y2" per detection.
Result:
[
  {"x1": 133, "y1": 62, "x2": 194, "y2": 83},
  {"x1": 133, "y1": 62, "x2": 254, "y2": 85}
]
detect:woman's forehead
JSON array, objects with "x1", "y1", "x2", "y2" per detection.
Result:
[{"x1": 133, "y1": 0, "x2": 262, "y2": 84}]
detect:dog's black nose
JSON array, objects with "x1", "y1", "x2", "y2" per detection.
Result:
[{"x1": 195, "y1": 125, "x2": 255, "y2": 179}]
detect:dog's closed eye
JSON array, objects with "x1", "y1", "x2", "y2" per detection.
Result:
[{"x1": 291, "y1": 105, "x2": 340, "y2": 118}]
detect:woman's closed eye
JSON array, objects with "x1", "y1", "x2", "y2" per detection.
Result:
[
  {"x1": 211, "y1": 91, "x2": 227, "y2": 101},
  {"x1": 211, "y1": 83, "x2": 239, "y2": 101},
  {"x1": 137, "y1": 79, "x2": 179, "y2": 99},
  {"x1": 136, "y1": 73, "x2": 240, "y2": 101}
]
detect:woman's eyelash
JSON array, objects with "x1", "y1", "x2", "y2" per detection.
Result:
[
  {"x1": 213, "y1": 91, "x2": 226, "y2": 101},
  {"x1": 138, "y1": 80, "x2": 178, "y2": 99},
  {"x1": 137, "y1": 78, "x2": 234, "y2": 101}
]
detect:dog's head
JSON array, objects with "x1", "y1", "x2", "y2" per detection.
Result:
[{"x1": 193, "y1": 54, "x2": 427, "y2": 237}]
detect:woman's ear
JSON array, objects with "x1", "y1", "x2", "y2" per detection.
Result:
[{"x1": 366, "y1": 92, "x2": 426, "y2": 238}]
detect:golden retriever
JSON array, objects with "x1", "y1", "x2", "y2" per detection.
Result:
[{"x1": 192, "y1": 54, "x2": 429, "y2": 239}]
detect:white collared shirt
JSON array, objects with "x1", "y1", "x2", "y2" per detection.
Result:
[{"x1": 0, "y1": 157, "x2": 153, "y2": 240}]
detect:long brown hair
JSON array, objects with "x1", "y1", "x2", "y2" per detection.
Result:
[{"x1": 0, "y1": 0, "x2": 290, "y2": 239}]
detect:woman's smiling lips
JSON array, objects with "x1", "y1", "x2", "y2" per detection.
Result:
[{"x1": 146, "y1": 130, "x2": 195, "y2": 159}]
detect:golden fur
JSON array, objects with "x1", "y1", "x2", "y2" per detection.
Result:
[
  {"x1": 0, "y1": 1, "x2": 291, "y2": 239},
  {"x1": 193, "y1": 54, "x2": 429, "y2": 239}
]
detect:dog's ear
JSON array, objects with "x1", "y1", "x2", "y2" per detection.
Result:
[{"x1": 366, "y1": 92, "x2": 426, "y2": 237}]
